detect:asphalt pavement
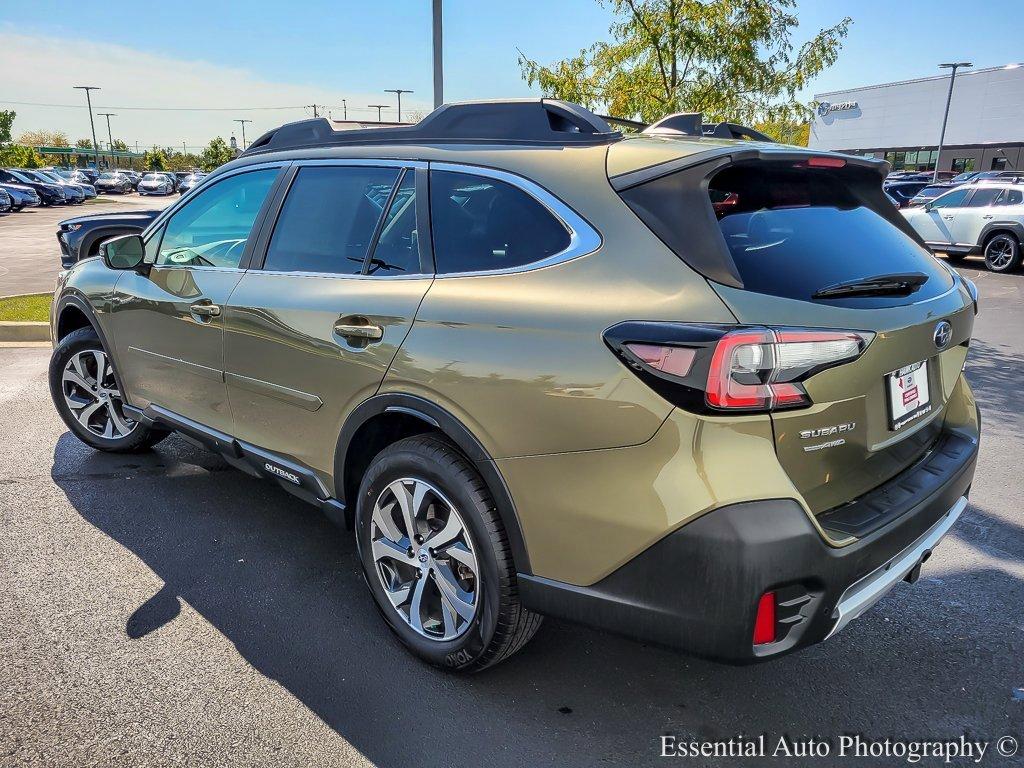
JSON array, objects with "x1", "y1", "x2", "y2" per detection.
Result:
[
  {"x1": 1, "y1": 260, "x2": 1022, "y2": 767},
  {"x1": 0, "y1": 195, "x2": 173, "y2": 296}
]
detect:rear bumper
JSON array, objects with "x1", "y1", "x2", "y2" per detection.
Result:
[{"x1": 519, "y1": 425, "x2": 978, "y2": 663}]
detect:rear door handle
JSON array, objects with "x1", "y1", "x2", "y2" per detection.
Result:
[
  {"x1": 982, "y1": 214, "x2": 994, "y2": 219},
  {"x1": 941, "y1": 215, "x2": 955, "y2": 220},
  {"x1": 334, "y1": 319, "x2": 384, "y2": 341},
  {"x1": 190, "y1": 302, "x2": 221, "y2": 318}
]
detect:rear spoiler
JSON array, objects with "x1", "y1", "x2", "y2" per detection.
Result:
[{"x1": 599, "y1": 112, "x2": 776, "y2": 143}]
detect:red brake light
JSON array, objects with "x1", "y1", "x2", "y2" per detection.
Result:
[
  {"x1": 806, "y1": 156, "x2": 847, "y2": 168},
  {"x1": 753, "y1": 591, "x2": 777, "y2": 645}
]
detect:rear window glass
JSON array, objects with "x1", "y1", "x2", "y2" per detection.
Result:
[{"x1": 709, "y1": 162, "x2": 952, "y2": 304}]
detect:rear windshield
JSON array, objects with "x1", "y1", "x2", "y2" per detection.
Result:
[{"x1": 707, "y1": 161, "x2": 952, "y2": 304}]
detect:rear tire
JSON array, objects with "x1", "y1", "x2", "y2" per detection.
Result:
[
  {"x1": 49, "y1": 327, "x2": 169, "y2": 453},
  {"x1": 983, "y1": 232, "x2": 1021, "y2": 272},
  {"x1": 355, "y1": 434, "x2": 542, "y2": 672}
]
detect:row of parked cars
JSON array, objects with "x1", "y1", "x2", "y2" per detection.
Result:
[
  {"x1": 884, "y1": 169, "x2": 1024, "y2": 209},
  {"x1": 0, "y1": 168, "x2": 208, "y2": 215},
  {"x1": 95, "y1": 170, "x2": 207, "y2": 196}
]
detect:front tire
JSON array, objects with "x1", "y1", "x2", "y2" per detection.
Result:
[
  {"x1": 49, "y1": 327, "x2": 169, "y2": 453},
  {"x1": 983, "y1": 232, "x2": 1021, "y2": 272},
  {"x1": 355, "y1": 435, "x2": 541, "y2": 672}
]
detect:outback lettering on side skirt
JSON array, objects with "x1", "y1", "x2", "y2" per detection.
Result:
[{"x1": 264, "y1": 462, "x2": 301, "y2": 485}]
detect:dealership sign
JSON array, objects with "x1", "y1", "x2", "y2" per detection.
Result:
[{"x1": 817, "y1": 100, "x2": 859, "y2": 116}]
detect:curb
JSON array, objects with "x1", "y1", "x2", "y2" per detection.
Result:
[
  {"x1": 0, "y1": 291, "x2": 51, "y2": 301},
  {"x1": 0, "y1": 322, "x2": 50, "y2": 342}
]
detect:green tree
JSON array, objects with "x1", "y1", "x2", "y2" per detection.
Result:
[
  {"x1": 75, "y1": 138, "x2": 94, "y2": 149},
  {"x1": 519, "y1": 0, "x2": 851, "y2": 127},
  {"x1": 199, "y1": 137, "x2": 235, "y2": 171},
  {"x1": 0, "y1": 144, "x2": 44, "y2": 168},
  {"x1": 753, "y1": 117, "x2": 809, "y2": 146},
  {"x1": 142, "y1": 147, "x2": 168, "y2": 170},
  {"x1": 0, "y1": 110, "x2": 15, "y2": 144},
  {"x1": 111, "y1": 139, "x2": 129, "y2": 151}
]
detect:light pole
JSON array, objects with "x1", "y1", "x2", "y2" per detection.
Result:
[
  {"x1": 934, "y1": 62, "x2": 972, "y2": 182},
  {"x1": 385, "y1": 89, "x2": 414, "y2": 122},
  {"x1": 342, "y1": 99, "x2": 347, "y2": 120},
  {"x1": 368, "y1": 104, "x2": 389, "y2": 123},
  {"x1": 234, "y1": 119, "x2": 252, "y2": 149},
  {"x1": 73, "y1": 86, "x2": 101, "y2": 170},
  {"x1": 432, "y1": 0, "x2": 443, "y2": 108},
  {"x1": 98, "y1": 112, "x2": 116, "y2": 167}
]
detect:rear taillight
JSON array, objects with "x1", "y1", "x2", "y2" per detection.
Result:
[
  {"x1": 605, "y1": 322, "x2": 872, "y2": 414},
  {"x1": 706, "y1": 328, "x2": 870, "y2": 411}
]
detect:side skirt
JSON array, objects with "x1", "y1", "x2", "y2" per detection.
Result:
[{"x1": 123, "y1": 403, "x2": 348, "y2": 528}]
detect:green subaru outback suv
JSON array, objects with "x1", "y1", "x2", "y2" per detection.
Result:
[{"x1": 48, "y1": 99, "x2": 980, "y2": 671}]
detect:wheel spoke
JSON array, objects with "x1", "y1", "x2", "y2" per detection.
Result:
[
  {"x1": 91, "y1": 351, "x2": 107, "y2": 385},
  {"x1": 439, "y1": 593, "x2": 459, "y2": 638},
  {"x1": 389, "y1": 479, "x2": 420, "y2": 541},
  {"x1": 407, "y1": 575, "x2": 428, "y2": 633},
  {"x1": 70, "y1": 353, "x2": 92, "y2": 384},
  {"x1": 384, "y1": 582, "x2": 412, "y2": 610},
  {"x1": 372, "y1": 533, "x2": 409, "y2": 564},
  {"x1": 372, "y1": 502, "x2": 407, "y2": 545},
  {"x1": 62, "y1": 368, "x2": 92, "y2": 392},
  {"x1": 76, "y1": 399, "x2": 103, "y2": 426},
  {"x1": 443, "y1": 542, "x2": 476, "y2": 569},
  {"x1": 102, "y1": 408, "x2": 115, "y2": 438},
  {"x1": 432, "y1": 563, "x2": 475, "y2": 621},
  {"x1": 107, "y1": 405, "x2": 134, "y2": 437},
  {"x1": 427, "y1": 512, "x2": 463, "y2": 550}
]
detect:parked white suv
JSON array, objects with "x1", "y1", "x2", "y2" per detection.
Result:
[{"x1": 902, "y1": 183, "x2": 1024, "y2": 272}]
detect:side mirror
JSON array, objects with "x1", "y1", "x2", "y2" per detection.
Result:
[
  {"x1": 101, "y1": 234, "x2": 147, "y2": 272},
  {"x1": 923, "y1": 202, "x2": 933, "y2": 212}
]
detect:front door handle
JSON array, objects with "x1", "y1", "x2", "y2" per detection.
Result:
[
  {"x1": 982, "y1": 214, "x2": 994, "y2": 219},
  {"x1": 941, "y1": 215, "x2": 955, "y2": 220},
  {"x1": 334, "y1": 319, "x2": 384, "y2": 341},
  {"x1": 190, "y1": 302, "x2": 221, "y2": 318}
]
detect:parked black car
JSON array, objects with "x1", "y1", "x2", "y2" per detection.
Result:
[
  {"x1": 0, "y1": 169, "x2": 66, "y2": 205},
  {"x1": 0, "y1": 187, "x2": 11, "y2": 214},
  {"x1": 55, "y1": 208, "x2": 161, "y2": 268},
  {"x1": 18, "y1": 169, "x2": 85, "y2": 204},
  {"x1": 0, "y1": 182, "x2": 41, "y2": 210},
  {"x1": 94, "y1": 171, "x2": 135, "y2": 195},
  {"x1": 882, "y1": 181, "x2": 930, "y2": 208}
]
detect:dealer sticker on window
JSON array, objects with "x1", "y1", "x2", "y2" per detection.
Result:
[{"x1": 887, "y1": 360, "x2": 931, "y2": 431}]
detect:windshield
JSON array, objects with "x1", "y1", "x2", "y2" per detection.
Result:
[
  {"x1": 99, "y1": 172, "x2": 118, "y2": 179},
  {"x1": 915, "y1": 186, "x2": 949, "y2": 199},
  {"x1": 142, "y1": 173, "x2": 166, "y2": 181}
]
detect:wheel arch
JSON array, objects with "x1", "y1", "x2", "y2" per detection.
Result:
[
  {"x1": 979, "y1": 221, "x2": 1024, "y2": 248},
  {"x1": 54, "y1": 291, "x2": 132, "y2": 405},
  {"x1": 335, "y1": 393, "x2": 533, "y2": 575}
]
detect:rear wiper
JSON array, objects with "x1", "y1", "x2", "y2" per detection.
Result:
[{"x1": 812, "y1": 272, "x2": 928, "y2": 300}]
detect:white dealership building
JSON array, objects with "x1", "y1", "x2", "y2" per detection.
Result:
[{"x1": 808, "y1": 64, "x2": 1024, "y2": 174}]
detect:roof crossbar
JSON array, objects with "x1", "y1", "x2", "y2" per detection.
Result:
[{"x1": 242, "y1": 99, "x2": 621, "y2": 156}]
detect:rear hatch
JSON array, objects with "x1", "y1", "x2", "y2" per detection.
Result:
[{"x1": 615, "y1": 148, "x2": 974, "y2": 517}]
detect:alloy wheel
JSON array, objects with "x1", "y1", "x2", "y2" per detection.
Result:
[
  {"x1": 61, "y1": 350, "x2": 137, "y2": 439},
  {"x1": 985, "y1": 236, "x2": 1016, "y2": 270},
  {"x1": 369, "y1": 477, "x2": 480, "y2": 641}
]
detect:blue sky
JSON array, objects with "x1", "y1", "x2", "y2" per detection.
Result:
[{"x1": 1, "y1": 0, "x2": 1021, "y2": 147}]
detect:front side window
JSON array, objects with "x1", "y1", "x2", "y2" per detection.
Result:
[
  {"x1": 156, "y1": 168, "x2": 277, "y2": 268},
  {"x1": 929, "y1": 188, "x2": 970, "y2": 209},
  {"x1": 429, "y1": 170, "x2": 570, "y2": 274},
  {"x1": 263, "y1": 165, "x2": 401, "y2": 275}
]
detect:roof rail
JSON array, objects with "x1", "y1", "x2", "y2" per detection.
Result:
[{"x1": 242, "y1": 99, "x2": 621, "y2": 156}]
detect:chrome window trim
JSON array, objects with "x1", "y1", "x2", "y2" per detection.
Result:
[
  {"x1": 237, "y1": 269, "x2": 432, "y2": 281},
  {"x1": 293, "y1": 158, "x2": 427, "y2": 170},
  {"x1": 428, "y1": 161, "x2": 603, "y2": 278}
]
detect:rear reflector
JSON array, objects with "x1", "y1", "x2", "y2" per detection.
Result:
[{"x1": 753, "y1": 591, "x2": 777, "y2": 645}]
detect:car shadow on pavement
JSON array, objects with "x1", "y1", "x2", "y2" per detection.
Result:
[
  {"x1": 965, "y1": 338, "x2": 1024, "y2": 427},
  {"x1": 51, "y1": 432, "x2": 1024, "y2": 768}
]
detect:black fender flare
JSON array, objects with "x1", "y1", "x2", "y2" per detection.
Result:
[
  {"x1": 54, "y1": 290, "x2": 132, "y2": 407},
  {"x1": 335, "y1": 393, "x2": 532, "y2": 575},
  {"x1": 978, "y1": 221, "x2": 1024, "y2": 248}
]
